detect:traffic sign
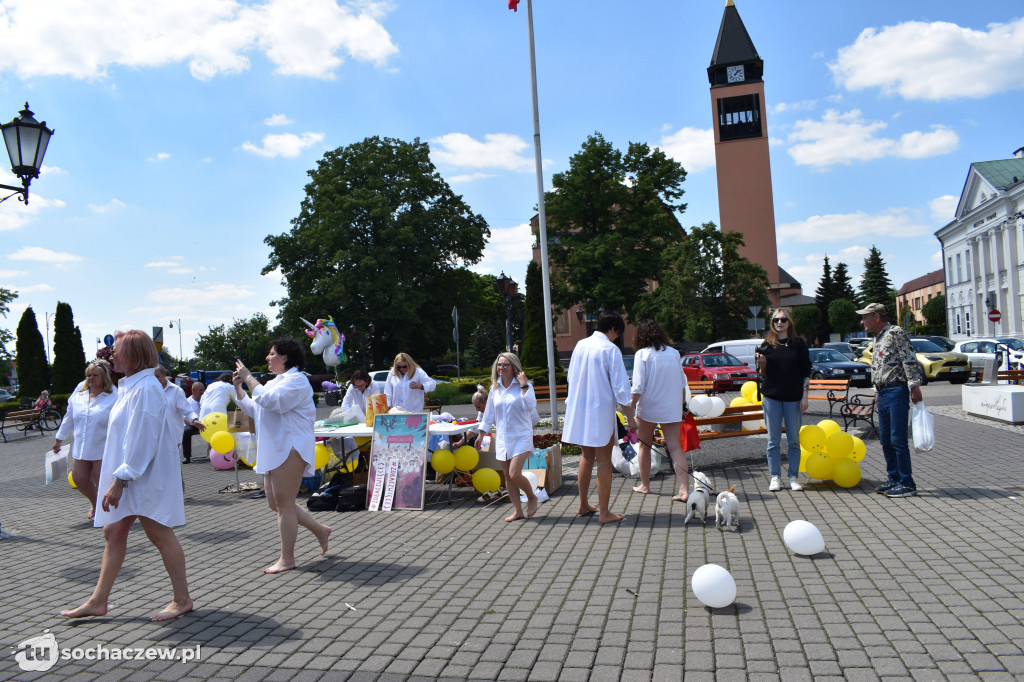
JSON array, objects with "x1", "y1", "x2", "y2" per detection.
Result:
[
  {"x1": 103, "y1": 334, "x2": 114, "y2": 347},
  {"x1": 989, "y1": 309, "x2": 1002, "y2": 323}
]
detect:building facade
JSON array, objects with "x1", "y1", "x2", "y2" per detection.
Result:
[
  {"x1": 935, "y1": 149, "x2": 1024, "y2": 340},
  {"x1": 896, "y1": 269, "x2": 944, "y2": 328}
]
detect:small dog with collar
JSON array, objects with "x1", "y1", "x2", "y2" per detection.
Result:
[
  {"x1": 715, "y1": 485, "x2": 740, "y2": 531},
  {"x1": 683, "y1": 471, "x2": 713, "y2": 525}
]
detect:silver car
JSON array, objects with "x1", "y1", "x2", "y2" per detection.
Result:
[{"x1": 952, "y1": 338, "x2": 1022, "y2": 373}]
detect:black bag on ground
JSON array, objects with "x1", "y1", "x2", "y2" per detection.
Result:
[
  {"x1": 307, "y1": 472, "x2": 347, "y2": 511},
  {"x1": 336, "y1": 485, "x2": 367, "y2": 512}
]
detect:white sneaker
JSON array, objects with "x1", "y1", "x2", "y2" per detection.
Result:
[
  {"x1": 769, "y1": 476, "x2": 781, "y2": 492},
  {"x1": 789, "y1": 477, "x2": 803, "y2": 491}
]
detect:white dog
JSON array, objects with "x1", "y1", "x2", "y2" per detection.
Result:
[
  {"x1": 683, "y1": 471, "x2": 713, "y2": 525},
  {"x1": 715, "y1": 485, "x2": 740, "y2": 531}
]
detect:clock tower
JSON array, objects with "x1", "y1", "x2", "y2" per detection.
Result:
[{"x1": 708, "y1": 0, "x2": 786, "y2": 302}]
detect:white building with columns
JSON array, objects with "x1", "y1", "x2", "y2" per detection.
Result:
[{"x1": 936, "y1": 149, "x2": 1024, "y2": 341}]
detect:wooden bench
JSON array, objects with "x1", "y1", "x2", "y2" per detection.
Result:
[
  {"x1": 977, "y1": 369, "x2": 1024, "y2": 384},
  {"x1": 687, "y1": 380, "x2": 716, "y2": 396},
  {"x1": 840, "y1": 393, "x2": 877, "y2": 436},
  {"x1": 534, "y1": 384, "x2": 567, "y2": 403},
  {"x1": 693, "y1": 404, "x2": 767, "y2": 440},
  {"x1": 1, "y1": 408, "x2": 44, "y2": 443},
  {"x1": 806, "y1": 379, "x2": 851, "y2": 419}
]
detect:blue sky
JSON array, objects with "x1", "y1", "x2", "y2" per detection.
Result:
[{"x1": 1, "y1": 0, "x2": 1022, "y2": 360}]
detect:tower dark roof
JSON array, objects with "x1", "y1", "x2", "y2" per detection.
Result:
[{"x1": 709, "y1": 1, "x2": 761, "y2": 69}]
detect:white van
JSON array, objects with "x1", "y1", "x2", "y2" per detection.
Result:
[{"x1": 700, "y1": 339, "x2": 762, "y2": 369}]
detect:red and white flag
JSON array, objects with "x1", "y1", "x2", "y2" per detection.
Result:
[{"x1": 509, "y1": 0, "x2": 520, "y2": 11}]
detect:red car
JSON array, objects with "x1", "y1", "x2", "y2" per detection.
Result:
[{"x1": 682, "y1": 352, "x2": 757, "y2": 392}]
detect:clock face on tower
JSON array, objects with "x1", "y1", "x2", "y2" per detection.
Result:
[{"x1": 726, "y1": 65, "x2": 745, "y2": 83}]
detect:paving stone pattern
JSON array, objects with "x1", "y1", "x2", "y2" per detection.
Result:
[{"x1": 2, "y1": 390, "x2": 1023, "y2": 681}]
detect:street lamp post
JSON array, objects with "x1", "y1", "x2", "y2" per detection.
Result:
[
  {"x1": 169, "y1": 319, "x2": 183, "y2": 365},
  {"x1": 575, "y1": 300, "x2": 600, "y2": 336},
  {"x1": 494, "y1": 272, "x2": 518, "y2": 353},
  {"x1": 1, "y1": 103, "x2": 54, "y2": 205}
]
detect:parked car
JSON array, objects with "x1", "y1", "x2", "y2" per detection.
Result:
[
  {"x1": 682, "y1": 352, "x2": 758, "y2": 391},
  {"x1": 623, "y1": 355, "x2": 634, "y2": 381},
  {"x1": 0, "y1": 388, "x2": 15, "y2": 403},
  {"x1": 700, "y1": 339, "x2": 761, "y2": 369},
  {"x1": 952, "y1": 338, "x2": 1024, "y2": 373},
  {"x1": 847, "y1": 337, "x2": 872, "y2": 353},
  {"x1": 174, "y1": 374, "x2": 194, "y2": 393},
  {"x1": 910, "y1": 335, "x2": 955, "y2": 351},
  {"x1": 808, "y1": 348, "x2": 872, "y2": 386},
  {"x1": 823, "y1": 342, "x2": 858, "y2": 361},
  {"x1": 997, "y1": 337, "x2": 1024, "y2": 352},
  {"x1": 858, "y1": 339, "x2": 969, "y2": 384}
]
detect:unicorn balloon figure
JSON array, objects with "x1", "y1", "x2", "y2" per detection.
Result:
[{"x1": 301, "y1": 316, "x2": 347, "y2": 367}]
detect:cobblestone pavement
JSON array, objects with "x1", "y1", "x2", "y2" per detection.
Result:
[{"x1": 3, "y1": 383, "x2": 1024, "y2": 681}]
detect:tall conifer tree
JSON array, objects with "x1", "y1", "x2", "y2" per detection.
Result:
[
  {"x1": 52, "y1": 302, "x2": 86, "y2": 393},
  {"x1": 15, "y1": 307, "x2": 49, "y2": 400},
  {"x1": 859, "y1": 246, "x2": 893, "y2": 309}
]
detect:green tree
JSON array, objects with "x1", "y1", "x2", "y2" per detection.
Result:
[
  {"x1": 859, "y1": 246, "x2": 893, "y2": 308},
  {"x1": 194, "y1": 313, "x2": 277, "y2": 371},
  {"x1": 632, "y1": 223, "x2": 769, "y2": 342},
  {"x1": 0, "y1": 287, "x2": 17, "y2": 386},
  {"x1": 791, "y1": 305, "x2": 822, "y2": 344},
  {"x1": 51, "y1": 302, "x2": 87, "y2": 393},
  {"x1": 827, "y1": 299, "x2": 860, "y2": 339},
  {"x1": 544, "y1": 132, "x2": 686, "y2": 317},
  {"x1": 264, "y1": 136, "x2": 489, "y2": 368},
  {"x1": 832, "y1": 262, "x2": 859, "y2": 307},
  {"x1": 814, "y1": 255, "x2": 836, "y2": 340},
  {"x1": 521, "y1": 261, "x2": 548, "y2": 368},
  {"x1": 16, "y1": 307, "x2": 48, "y2": 399},
  {"x1": 922, "y1": 294, "x2": 947, "y2": 334}
]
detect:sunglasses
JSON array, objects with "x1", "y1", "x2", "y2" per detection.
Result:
[
  {"x1": 773, "y1": 318, "x2": 789, "y2": 324},
  {"x1": 396, "y1": 364, "x2": 407, "y2": 370}
]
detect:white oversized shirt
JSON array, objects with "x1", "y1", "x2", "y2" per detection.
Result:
[
  {"x1": 237, "y1": 367, "x2": 316, "y2": 477},
  {"x1": 94, "y1": 369, "x2": 185, "y2": 528},
  {"x1": 479, "y1": 379, "x2": 536, "y2": 461},
  {"x1": 384, "y1": 367, "x2": 436, "y2": 412},
  {"x1": 199, "y1": 380, "x2": 235, "y2": 418},
  {"x1": 563, "y1": 332, "x2": 633, "y2": 447},
  {"x1": 341, "y1": 382, "x2": 379, "y2": 414},
  {"x1": 162, "y1": 382, "x2": 198, "y2": 440},
  {"x1": 55, "y1": 382, "x2": 119, "y2": 462},
  {"x1": 631, "y1": 345, "x2": 687, "y2": 424}
]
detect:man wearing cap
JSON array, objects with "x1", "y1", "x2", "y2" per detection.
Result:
[{"x1": 858, "y1": 302, "x2": 923, "y2": 498}]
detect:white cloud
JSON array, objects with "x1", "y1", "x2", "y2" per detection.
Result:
[
  {"x1": 786, "y1": 110, "x2": 958, "y2": 169},
  {"x1": 145, "y1": 282, "x2": 256, "y2": 306},
  {"x1": 657, "y1": 126, "x2": 715, "y2": 173},
  {"x1": 448, "y1": 172, "x2": 496, "y2": 184},
  {"x1": 0, "y1": 0, "x2": 397, "y2": 82},
  {"x1": 469, "y1": 222, "x2": 534, "y2": 277},
  {"x1": 40, "y1": 165, "x2": 66, "y2": 175},
  {"x1": 8, "y1": 246, "x2": 83, "y2": 264},
  {"x1": 931, "y1": 250, "x2": 942, "y2": 265},
  {"x1": 778, "y1": 208, "x2": 932, "y2": 244},
  {"x1": 87, "y1": 198, "x2": 127, "y2": 213},
  {"x1": 0, "y1": 192, "x2": 65, "y2": 231},
  {"x1": 0, "y1": 282, "x2": 54, "y2": 294},
  {"x1": 147, "y1": 152, "x2": 170, "y2": 162},
  {"x1": 928, "y1": 194, "x2": 959, "y2": 222},
  {"x1": 431, "y1": 133, "x2": 532, "y2": 172},
  {"x1": 241, "y1": 131, "x2": 324, "y2": 158},
  {"x1": 264, "y1": 113, "x2": 293, "y2": 126},
  {"x1": 831, "y1": 18, "x2": 1024, "y2": 101},
  {"x1": 0, "y1": 269, "x2": 27, "y2": 278}
]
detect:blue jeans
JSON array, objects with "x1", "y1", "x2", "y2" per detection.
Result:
[
  {"x1": 763, "y1": 396, "x2": 802, "y2": 478},
  {"x1": 877, "y1": 385, "x2": 915, "y2": 488}
]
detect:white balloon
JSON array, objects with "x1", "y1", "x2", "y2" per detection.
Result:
[
  {"x1": 783, "y1": 520, "x2": 825, "y2": 556},
  {"x1": 708, "y1": 396, "x2": 726, "y2": 418},
  {"x1": 691, "y1": 564, "x2": 737, "y2": 608},
  {"x1": 523, "y1": 471, "x2": 540, "y2": 489},
  {"x1": 741, "y1": 419, "x2": 760, "y2": 431},
  {"x1": 689, "y1": 394, "x2": 712, "y2": 417}
]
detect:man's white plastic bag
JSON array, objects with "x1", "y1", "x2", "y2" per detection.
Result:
[{"x1": 912, "y1": 401, "x2": 934, "y2": 452}]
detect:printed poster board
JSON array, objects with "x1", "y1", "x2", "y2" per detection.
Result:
[{"x1": 366, "y1": 412, "x2": 429, "y2": 511}]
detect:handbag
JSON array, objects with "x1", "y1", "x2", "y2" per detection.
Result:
[
  {"x1": 911, "y1": 401, "x2": 934, "y2": 452},
  {"x1": 680, "y1": 413, "x2": 701, "y2": 453},
  {"x1": 229, "y1": 408, "x2": 255, "y2": 433}
]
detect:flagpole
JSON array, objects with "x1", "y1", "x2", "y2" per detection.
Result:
[{"x1": 524, "y1": 0, "x2": 559, "y2": 429}]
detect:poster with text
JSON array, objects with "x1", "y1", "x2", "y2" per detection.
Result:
[{"x1": 366, "y1": 413, "x2": 429, "y2": 510}]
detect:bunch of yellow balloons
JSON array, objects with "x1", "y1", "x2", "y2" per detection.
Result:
[
  {"x1": 798, "y1": 419, "x2": 866, "y2": 488},
  {"x1": 733, "y1": 381, "x2": 765, "y2": 430},
  {"x1": 428, "y1": 445, "x2": 501, "y2": 494}
]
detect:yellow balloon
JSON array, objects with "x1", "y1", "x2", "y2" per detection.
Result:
[
  {"x1": 850, "y1": 436, "x2": 866, "y2": 463},
  {"x1": 200, "y1": 412, "x2": 229, "y2": 442},
  {"x1": 473, "y1": 467, "x2": 501, "y2": 494},
  {"x1": 833, "y1": 459, "x2": 861, "y2": 488},
  {"x1": 314, "y1": 443, "x2": 332, "y2": 469},
  {"x1": 431, "y1": 449, "x2": 455, "y2": 475},
  {"x1": 730, "y1": 396, "x2": 750, "y2": 408},
  {"x1": 210, "y1": 430, "x2": 235, "y2": 454},
  {"x1": 799, "y1": 425, "x2": 827, "y2": 453},
  {"x1": 799, "y1": 425, "x2": 808, "y2": 434},
  {"x1": 805, "y1": 451, "x2": 834, "y2": 480},
  {"x1": 817, "y1": 419, "x2": 841, "y2": 437},
  {"x1": 454, "y1": 445, "x2": 479, "y2": 472},
  {"x1": 68, "y1": 471, "x2": 77, "y2": 488},
  {"x1": 826, "y1": 431, "x2": 854, "y2": 460},
  {"x1": 740, "y1": 381, "x2": 758, "y2": 402},
  {"x1": 799, "y1": 449, "x2": 810, "y2": 473}
]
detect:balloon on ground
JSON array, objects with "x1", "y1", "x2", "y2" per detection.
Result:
[
  {"x1": 832, "y1": 459, "x2": 862, "y2": 488},
  {"x1": 784, "y1": 520, "x2": 825, "y2": 555},
  {"x1": 691, "y1": 564, "x2": 737, "y2": 608}
]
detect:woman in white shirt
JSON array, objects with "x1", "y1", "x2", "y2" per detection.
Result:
[
  {"x1": 476, "y1": 353, "x2": 538, "y2": 522},
  {"x1": 62, "y1": 330, "x2": 193, "y2": 622},
  {"x1": 384, "y1": 353, "x2": 436, "y2": 412},
  {"x1": 233, "y1": 338, "x2": 331, "y2": 575},
  {"x1": 627, "y1": 320, "x2": 689, "y2": 500},
  {"x1": 53, "y1": 361, "x2": 118, "y2": 519},
  {"x1": 341, "y1": 369, "x2": 379, "y2": 415}
]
